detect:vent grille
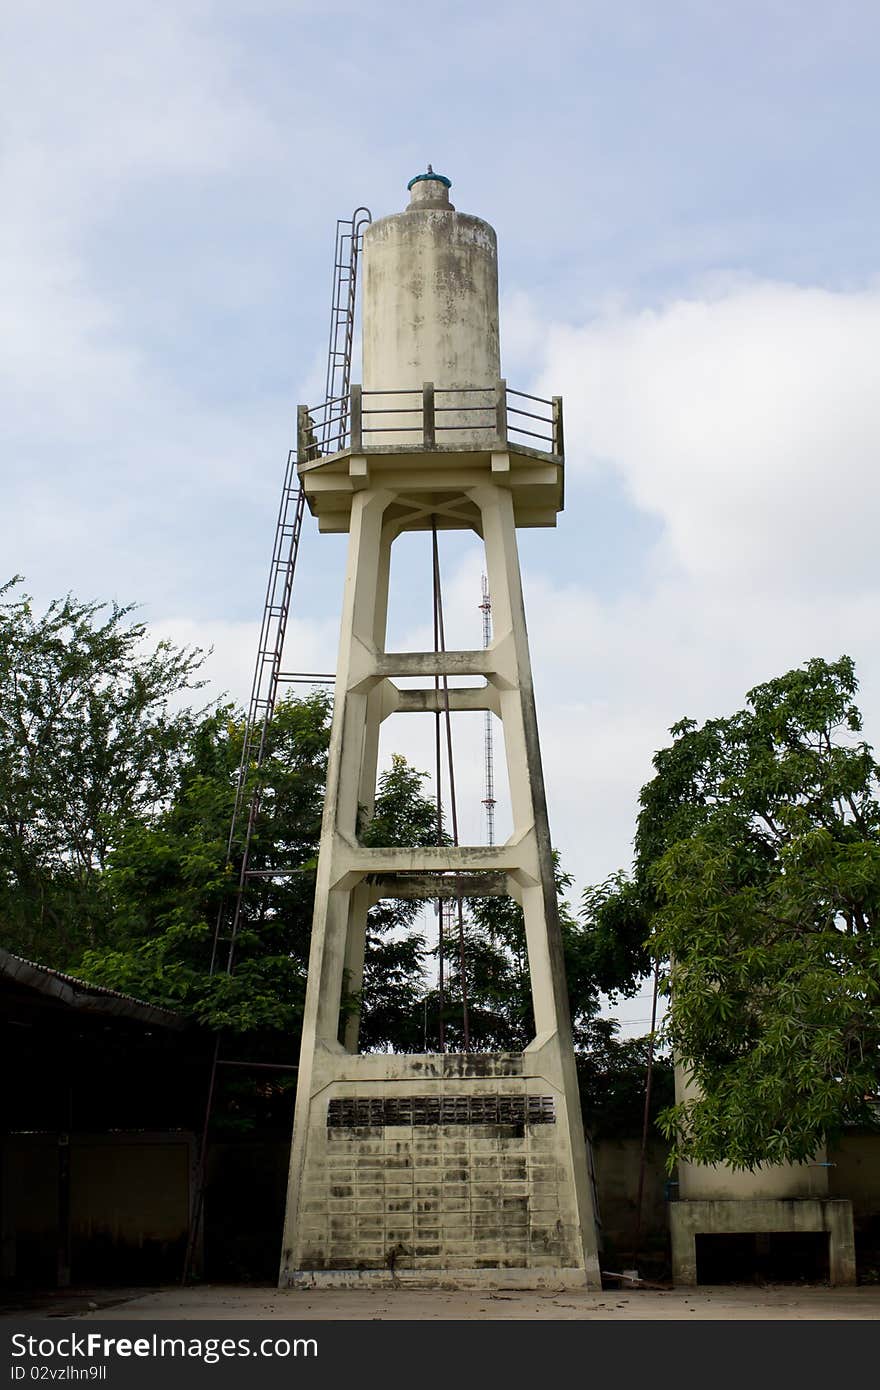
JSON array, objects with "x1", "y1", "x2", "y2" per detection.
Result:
[{"x1": 327, "y1": 1094, "x2": 555, "y2": 1128}]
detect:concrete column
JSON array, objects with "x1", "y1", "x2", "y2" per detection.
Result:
[
  {"x1": 472, "y1": 481, "x2": 574, "y2": 1043},
  {"x1": 340, "y1": 521, "x2": 395, "y2": 1053},
  {"x1": 281, "y1": 491, "x2": 393, "y2": 1261}
]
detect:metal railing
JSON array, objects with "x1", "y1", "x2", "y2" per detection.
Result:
[{"x1": 297, "y1": 380, "x2": 563, "y2": 463}]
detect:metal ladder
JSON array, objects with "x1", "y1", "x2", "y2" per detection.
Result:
[
  {"x1": 323, "y1": 208, "x2": 371, "y2": 449},
  {"x1": 208, "y1": 448, "x2": 306, "y2": 973},
  {"x1": 209, "y1": 205, "x2": 372, "y2": 975},
  {"x1": 184, "y1": 205, "x2": 371, "y2": 1282}
]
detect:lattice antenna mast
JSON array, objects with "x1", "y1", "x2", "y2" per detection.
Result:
[{"x1": 479, "y1": 574, "x2": 496, "y2": 846}]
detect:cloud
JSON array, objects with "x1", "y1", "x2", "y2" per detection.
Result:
[
  {"x1": 5, "y1": 5, "x2": 880, "y2": 1041},
  {"x1": 279, "y1": 267, "x2": 880, "y2": 905},
  {"x1": 155, "y1": 612, "x2": 340, "y2": 712},
  {"x1": 536, "y1": 278, "x2": 880, "y2": 596}
]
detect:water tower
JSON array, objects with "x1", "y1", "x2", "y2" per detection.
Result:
[{"x1": 280, "y1": 171, "x2": 601, "y2": 1289}]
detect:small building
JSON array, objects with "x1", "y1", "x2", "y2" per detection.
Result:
[{"x1": 0, "y1": 949, "x2": 208, "y2": 1289}]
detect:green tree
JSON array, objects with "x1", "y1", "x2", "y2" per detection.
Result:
[
  {"x1": 421, "y1": 864, "x2": 670, "y2": 1136},
  {"x1": 0, "y1": 578, "x2": 205, "y2": 963},
  {"x1": 0, "y1": 574, "x2": 668, "y2": 1138},
  {"x1": 584, "y1": 656, "x2": 880, "y2": 1168},
  {"x1": 440, "y1": 863, "x2": 593, "y2": 1053},
  {"x1": 352, "y1": 753, "x2": 439, "y2": 1051},
  {"x1": 82, "y1": 695, "x2": 331, "y2": 1042},
  {"x1": 82, "y1": 722, "x2": 440, "y2": 1052}
]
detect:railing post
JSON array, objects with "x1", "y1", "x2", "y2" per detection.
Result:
[
  {"x1": 297, "y1": 405, "x2": 319, "y2": 463},
  {"x1": 350, "y1": 384, "x2": 363, "y2": 452},
  {"x1": 422, "y1": 381, "x2": 435, "y2": 448},
  {"x1": 495, "y1": 378, "x2": 507, "y2": 447},
  {"x1": 552, "y1": 396, "x2": 564, "y2": 458}
]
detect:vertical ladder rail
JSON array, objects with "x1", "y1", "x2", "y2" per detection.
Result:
[
  {"x1": 323, "y1": 208, "x2": 371, "y2": 451},
  {"x1": 209, "y1": 449, "x2": 306, "y2": 974}
]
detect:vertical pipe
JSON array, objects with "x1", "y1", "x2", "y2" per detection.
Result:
[
  {"x1": 432, "y1": 522, "x2": 470, "y2": 1052},
  {"x1": 633, "y1": 962, "x2": 660, "y2": 1268},
  {"x1": 432, "y1": 518, "x2": 445, "y2": 1054},
  {"x1": 495, "y1": 378, "x2": 507, "y2": 446}
]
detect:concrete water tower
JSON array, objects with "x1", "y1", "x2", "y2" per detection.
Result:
[{"x1": 280, "y1": 170, "x2": 600, "y2": 1289}]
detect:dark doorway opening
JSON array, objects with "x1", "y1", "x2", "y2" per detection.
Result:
[{"x1": 695, "y1": 1231, "x2": 830, "y2": 1284}]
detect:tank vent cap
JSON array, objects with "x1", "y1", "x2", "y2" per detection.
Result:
[
  {"x1": 406, "y1": 166, "x2": 454, "y2": 210},
  {"x1": 407, "y1": 164, "x2": 452, "y2": 190}
]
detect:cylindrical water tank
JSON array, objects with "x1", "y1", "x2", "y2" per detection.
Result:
[{"x1": 362, "y1": 170, "x2": 500, "y2": 446}]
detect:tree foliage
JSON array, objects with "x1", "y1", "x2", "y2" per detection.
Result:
[
  {"x1": 81, "y1": 694, "x2": 331, "y2": 1039},
  {"x1": 1, "y1": 579, "x2": 660, "y2": 1139},
  {"x1": 587, "y1": 655, "x2": 880, "y2": 1168},
  {"x1": 0, "y1": 578, "x2": 205, "y2": 961},
  {"x1": 354, "y1": 754, "x2": 438, "y2": 1052}
]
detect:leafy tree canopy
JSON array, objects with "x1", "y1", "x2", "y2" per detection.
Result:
[
  {"x1": 583, "y1": 655, "x2": 880, "y2": 1168},
  {"x1": 1, "y1": 578, "x2": 661, "y2": 1138},
  {"x1": 0, "y1": 577, "x2": 205, "y2": 961}
]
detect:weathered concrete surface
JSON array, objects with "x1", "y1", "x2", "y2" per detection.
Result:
[
  {"x1": 670, "y1": 1199, "x2": 857, "y2": 1286},
  {"x1": 51, "y1": 1284, "x2": 880, "y2": 1321}
]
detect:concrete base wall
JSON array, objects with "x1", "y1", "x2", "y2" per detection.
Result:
[
  {"x1": 669, "y1": 1199, "x2": 857, "y2": 1286},
  {"x1": 281, "y1": 1045, "x2": 600, "y2": 1289},
  {"x1": 677, "y1": 1155, "x2": 830, "y2": 1200}
]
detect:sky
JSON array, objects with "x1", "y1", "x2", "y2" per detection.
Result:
[{"x1": 4, "y1": 1, "x2": 880, "y2": 1036}]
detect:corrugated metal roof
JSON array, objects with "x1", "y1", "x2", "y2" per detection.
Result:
[{"x1": 0, "y1": 948, "x2": 188, "y2": 1030}]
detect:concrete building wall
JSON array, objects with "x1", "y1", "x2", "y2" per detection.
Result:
[
  {"x1": 829, "y1": 1134, "x2": 880, "y2": 1217},
  {"x1": 70, "y1": 1138, "x2": 190, "y2": 1246},
  {"x1": 591, "y1": 1138, "x2": 670, "y2": 1253},
  {"x1": 1, "y1": 1132, "x2": 193, "y2": 1285},
  {"x1": 1, "y1": 1138, "x2": 57, "y2": 1282},
  {"x1": 677, "y1": 1158, "x2": 830, "y2": 1201}
]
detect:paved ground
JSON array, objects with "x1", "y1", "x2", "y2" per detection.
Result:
[{"x1": 12, "y1": 1283, "x2": 874, "y2": 1321}]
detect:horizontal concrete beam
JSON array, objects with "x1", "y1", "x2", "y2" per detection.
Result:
[
  {"x1": 366, "y1": 871, "x2": 509, "y2": 901},
  {"x1": 340, "y1": 844, "x2": 525, "y2": 876},
  {"x1": 393, "y1": 686, "x2": 498, "y2": 714},
  {"x1": 374, "y1": 650, "x2": 493, "y2": 679}
]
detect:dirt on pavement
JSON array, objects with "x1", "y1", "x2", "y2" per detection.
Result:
[{"x1": 14, "y1": 1283, "x2": 873, "y2": 1321}]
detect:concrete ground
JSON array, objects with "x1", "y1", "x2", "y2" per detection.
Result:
[{"x1": 25, "y1": 1283, "x2": 879, "y2": 1321}]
